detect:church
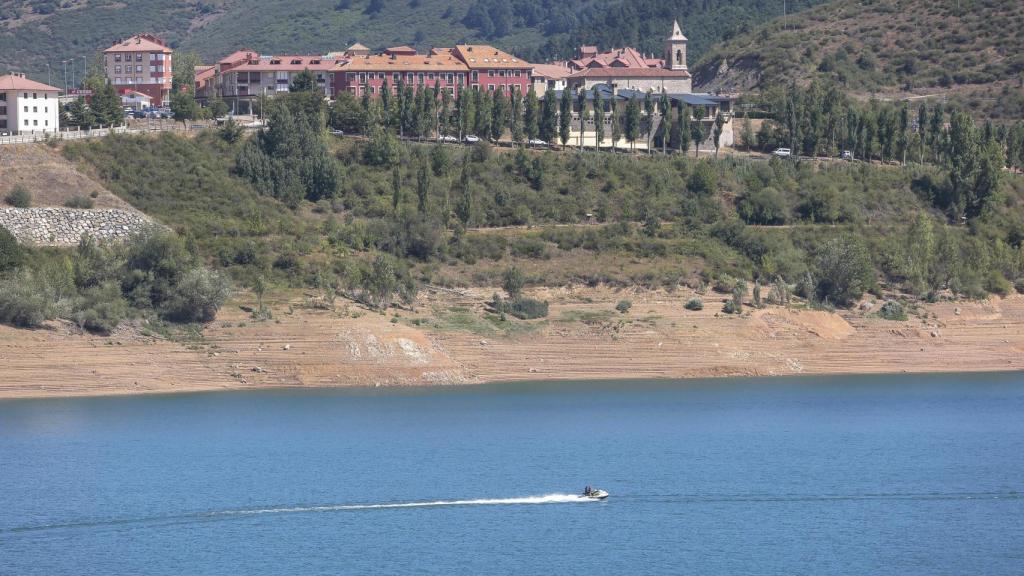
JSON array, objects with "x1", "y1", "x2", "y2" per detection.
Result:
[{"x1": 564, "y1": 20, "x2": 692, "y2": 93}]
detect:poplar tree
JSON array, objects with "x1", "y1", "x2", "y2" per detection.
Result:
[
  {"x1": 592, "y1": 87, "x2": 605, "y2": 151},
  {"x1": 380, "y1": 79, "x2": 392, "y2": 127},
  {"x1": 658, "y1": 91, "x2": 670, "y2": 154},
  {"x1": 678, "y1": 104, "x2": 691, "y2": 154},
  {"x1": 474, "y1": 89, "x2": 492, "y2": 140},
  {"x1": 712, "y1": 112, "x2": 725, "y2": 158},
  {"x1": 917, "y1": 103, "x2": 928, "y2": 163},
  {"x1": 440, "y1": 86, "x2": 452, "y2": 137},
  {"x1": 576, "y1": 87, "x2": 587, "y2": 149},
  {"x1": 643, "y1": 91, "x2": 655, "y2": 153},
  {"x1": 929, "y1": 103, "x2": 944, "y2": 163},
  {"x1": 508, "y1": 88, "x2": 524, "y2": 145},
  {"x1": 491, "y1": 88, "x2": 508, "y2": 141},
  {"x1": 691, "y1": 114, "x2": 704, "y2": 158},
  {"x1": 416, "y1": 159, "x2": 430, "y2": 213},
  {"x1": 898, "y1": 104, "x2": 910, "y2": 165},
  {"x1": 610, "y1": 98, "x2": 621, "y2": 152},
  {"x1": 559, "y1": 88, "x2": 572, "y2": 147},
  {"x1": 625, "y1": 95, "x2": 641, "y2": 151},
  {"x1": 524, "y1": 85, "x2": 540, "y2": 141},
  {"x1": 395, "y1": 78, "x2": 407, "y2": 136},
  {"x1": 540, "y1": 89, "x2": 558, "y2": 143}
]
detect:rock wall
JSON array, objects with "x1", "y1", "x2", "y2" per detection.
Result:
[{"x1": 0, "y1": 208, "x2": 155, "y2": 246}]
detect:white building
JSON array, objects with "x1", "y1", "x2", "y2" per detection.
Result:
[{"x1": 0, "y1": 73, "x2": 61, "y2": 135}]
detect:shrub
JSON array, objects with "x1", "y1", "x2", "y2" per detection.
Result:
[
  {"x1": 490, "y1": 295, "x2": 549, "y2": 319},
  {"x1": 722, "y1": 299, "x2": 740, "y2": 314},
  {"x1": 1015, "y1": 278, "x2": 1024, "y2": 294},
  {"x1": 814, "y1": 236, "x2": 874, "y2": 306},
  {"x1": 64, "y1": 195, "x2": 95, "y2": 209},
  {"x1": 71, "y1": 282, "x2": 128, "y2": 334},
  {"x1": 161, "y1": 268, "x2": 230, "y2": 322},
  {"x1": 4, "y1": 185, "x2": 31, "y2": 208},
  {"x1": 736, "y1": 187, "x2": 787, "y2": 225},
  {"x1": 502, "y1": 266, "x2": 524, "y2": 299},
  {"x1": 0, "y1": 271, "x2": 55, "y2": 328},
  {"x1": 615, "y1": 299, "x2": 632, "y2": 314},
  {"x1": 0, "y1": 227, "x2": 23, "y2": 272},
  {"x1": 984, "y1": 271, "x2": 1011, "y2": 296},
  {"x1": 684, "y1": 298, "x2": 703, "y2": 311},
  {"x1": 878, "y1": 300, "x2": 907, "y2": 321}
]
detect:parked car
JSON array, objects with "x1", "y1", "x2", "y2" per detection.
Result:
[
  {"x1": 132, "y1": 111, "x2": 147, "y2": 119},
  {"x1": 528, "y1": 138, "x2": 548, "y2": 147},
  {"x1": 840, "y1": 150, "x2": 854, "y2": 161},
  {"x1": 438, "y1": 135, "x2": 458, "y2": 143},
  {"x1": 772, "y1": 147, "x2": 792, "y2": 157},
  {"x1": 330, "y1": 128, "x2": 345, "y2": 136},
  {"x1": 464, "y1": 134, "x2": 480, "y2": 143}
]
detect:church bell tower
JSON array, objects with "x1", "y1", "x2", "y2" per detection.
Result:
[{"x1": 665, "y1": 19, "x2": 688, "y2": 71}]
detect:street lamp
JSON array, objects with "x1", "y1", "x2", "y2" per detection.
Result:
[{"x1": 62, "y1": 60, "x2": 68, "y2": 93}]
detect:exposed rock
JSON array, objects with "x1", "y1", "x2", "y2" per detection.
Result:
[{"x1": 0, "y1": 207, "x2": 156, "y2": 246}]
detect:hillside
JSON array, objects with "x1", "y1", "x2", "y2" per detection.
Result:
[
  {"x1": 0, "y1": 0, "x2": 829, "y2": 83},
  {"x1": 694, "y1": 0, "x2": 1024, "y2": 119}
]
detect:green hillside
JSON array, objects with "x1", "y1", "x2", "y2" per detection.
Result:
[
  {"x1": 1, "y1": 0, "x2": 828, "y2": 84},
  {"x1": 693, "y1": 0, "x2": 1024, "y2": 119}
]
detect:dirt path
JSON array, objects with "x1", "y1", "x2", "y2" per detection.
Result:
[{"x1": 1, "y1": 289, "x2": 1021, "y2": 399}]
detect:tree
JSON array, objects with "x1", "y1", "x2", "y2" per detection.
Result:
[
  {"x1": 624, "y1": 95, "x2": 641, "y2": 151},
  {"x1": 610, "y1": 98, "x2": 621, "y2": 151},
  {"x1": 207, "y1": 95, "x2": 229, "y2": 119},
  {"x1": 508, "y1": 87, "x2": 524, "y2": 145},
  {"x1": 416, "y1": 159, "x2": 431, "y2": 213},
  {"x1": 490, "y1": 88, "x2": 507, "y2": 141},
  {"x1": 524, "y1": 85, "x2": 540, "y2": 141},
  {"x1": 289, "y1": 68, "x2": 317, "y2": 92},
  {"x1": 457, "y1": 87, "x2": 475, "y2": 139},
  {"x1": 690, "y1": 115, "x2": 705, "y2": 158},
  {"x1": 679, "y1": 104, "x2": 691, "y2": 154},
  {"x1": 712, "y1": 112, "x2": 725, "y2": 158},
  {"x1": 559, "y1": 87, "x2": 572, "y2": 147},
  {"x1": 502, "y1": 266, "x2": 524, "y2": 300},
  {"x1": 592, "y1": 87, "x2": 605, "y2": 151},
  {"x1": 658, "y1": 91, "x2": 670, "y2": 154},
  {"x1": 917, "y1": 103, "x2": 928, "y2": 163},
  {"x1": 172, "y1": 52, "x2": 202, "y2": 94},
  {"x1": 814, "y1": 236, "x2": 874, "y2": 306},
  {"x1": 391, "y1": 165, "x2": 404, "y2": 211},
  {"x1": 576, "y1": 88, "x2": 587, "y2": 149},
  {"x1": 643, "y1": 91, "x2": 655, "y2": 153},
  {"x1": 329, "y1": 91, "x2": 367, "y2": 133},
  {"x1": 170, "y1": 91, "x2": 203, "y2": 127},
  {"x1": 83, "y1": 74, "x2": 122, "y2": 127},
  {"x1": 947, "y1": 110, "x2": 978, "y2": 220},
  {"x1": 929, "y1": 103, "x2": 945, "y2": 163},
  {"x1": 540, "y1": 89, "x2": 557, "y2": 143}
]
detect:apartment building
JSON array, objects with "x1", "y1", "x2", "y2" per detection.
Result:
[
  {"x1": 0, "y1": 73, "x2": 61, "y2": 135},
  {"x1": 333, "y1": 46, "x2": 469, "y2": 97},
  {"x1": 450, "y1": 45, "x2": 531, "y2": 94},
  {"x1": 214, "y1": 54, "x2": 340, "y2": 114},
  {"x1": 103, "y1": 34, "x2": 173, "y2": 106}
]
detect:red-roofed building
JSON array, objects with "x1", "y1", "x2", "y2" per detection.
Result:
[
  {"x1": 0, "y1": 73, "x2": 61, "y2": 135},
  {"x1": 565, "y1": 20, "x2": 691, "y2": 93},
  {"x1": 103, "y1": 34, "x2": 172, "y2": 106},
  {"x1": 216, "y1": 54, "x2": 343, "y2": 114},
  {"x1": 451, "y1": 45, "x2": 532, "y2": 94}
]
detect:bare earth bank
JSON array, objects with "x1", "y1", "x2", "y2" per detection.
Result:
[{"x1": 2, "y1": 288, "x2": 1022, "y2": 399}]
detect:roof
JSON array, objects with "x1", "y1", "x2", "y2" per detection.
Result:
[
  {"x1": 531, "y1": 63, "x2": 571, "y2": 80},
  {"x1": 341, "y1": 52, "x2": 469, "y2": 73},
  {"x1": 104, "y1": 34, "x2": 172, "y2": 53},
  {"x1": 0, "y1": 74, "x2": 60, "y2": 92},
  {"x1": 194, "y1": 66, "x2": 216, "y2": 83},
  {"x1": 452, "y1": 45, "x2": 530, "y2": 69},
  {"x1": 230, "y1": 55, "x2": 342, "y2": 72},
  {"x1": 568, "y1": 67, "x2": 691, "y2": 79},
  {"x1": 668, "y1": 20, "x2": 688, "y2": 41},
  {"x1": 347, "y1": 43, "x2": 370, "y2": 51},
  {"x1": 120, "y1": 89, "x2": 152, "y2": 99},
  {"x1": 384, "y1": 46, "x2": 417, "y2": 55},
  {"x1": 219, "y1": 50, "x2": 257, "y2": 66},
  {"x1": 571, "y1": 47, "x2": 657, "y2": 71}
]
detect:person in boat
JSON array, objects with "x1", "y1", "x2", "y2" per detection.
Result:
[{"x1": 584, "y1": 485, "x2": 592, "y2": 496}]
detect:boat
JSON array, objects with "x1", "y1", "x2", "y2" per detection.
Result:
[{"x1": 582, "y1": 487, "x2": 609, "y2": 500}]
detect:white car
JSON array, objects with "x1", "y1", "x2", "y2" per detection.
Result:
[
  {"x1": 330, "y1": 128, "x2": 345, "y2": 136},
  {"x1": 464, "y1": 134, "x2": 481, "y2": 143},
  {"x1": 528, "y1": 138, "x2": 548, "y2": 147},
  {"x1": 439, "y1": 135, "x2": 458, "y2": 143},
  {"x1": 772, "y1": 147, "x2": 792, "y2": 157}
]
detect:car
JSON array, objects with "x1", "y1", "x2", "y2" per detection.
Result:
[
  {"x1": 438, "y1": 135, "x2": 458, "y2": 143},
  {"x1": 528, "y1": 138, "x2": 548, "y2": 147},
  {"x1": 464, "y1": 134, "x2": 480, "y2": 143},
  {"x1": 840, "y1": 150, "x2": 854, "y2": 161},
  {"x1": 772, "y1": 147, "x2": 792, "y2": 157},
  {"x1": 132, "y1": 111, "x2": 147, "y2": 119},
  {"x1": 330, "y1": 128, "x2": 345, "y2": 136}
]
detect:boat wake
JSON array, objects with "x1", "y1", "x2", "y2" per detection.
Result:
[{"x1": 219, "y1": 493, "x2": 595, "y2": 516}]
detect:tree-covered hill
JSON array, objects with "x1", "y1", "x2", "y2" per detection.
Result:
[
  {"x1": 1, "y1": 0, "x2": 828, "y2": 83},
  {"x1": 693, "y1": 0, "x2": 1024, "y2": 119}
]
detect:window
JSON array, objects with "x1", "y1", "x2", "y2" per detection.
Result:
[
  {"x1": 33, "y1": 119, "x2": 38, "y2": 126},
  {"x1": 115, "y1": 66, "x2": 122, "y2": 73},
  {"x1": 23, "y1": 106, "x2": 27, "y2": 112},
  {"x1": 471, "y1": 71, "x2": 478, "y2": 82},
  {"x1": 417, "y1": 73, "x2": 424, "y2": 84},
  {"x1": 136, "y1": 65, "x2": 143, "y2": 73},
  {"x1": 150, "y1": 66, "x2": 156, "y2": 73},
  {"x1": 115, "y1": 77, "x2": 121, "y2": 85},
  {"x1": 406, "y1": 73, "x2": 413, "y2": 83},
  {"x1": 115, "y1": 54, "x2": 122, "y2": 62},
  {"x1": 0, "y1": 93, "x2": 5, "y2": 101},
  {"x1": 0, "y1": 120, "x2": 6, "y2": 129},
  {"x1": 488, "y1": 84, "x2": 495, "y2": 91},
  {"x1": 393, "y1": 72, "x2": 400, "y2": 83},
  {"x1": 136, "y1": 77, "x2": 143, "y2": 84},
  {"x1": 347, "y1": 72, "x2": 356, "y2": 80},
  {"x1": 487, "y1": 70, "x2": 494, "y2": 77},
  {"x1": 32, "y1": 106, "x2": 37, "y2": 113},
  {"x1": 24, "y1": 119, "x2": 29, "y2": 126},
  {"x1": 428, "y1": 73, "x2": 435, "y2": 80},
  {"x1": 0, "y1": 106, "x2": 6, "y2": 115},
  {"x1": 378, "y1": 73, "x2": 385, "y2": 79},
  {"x1": 514, "y1": 70, "x2": 521, "y2": 77},
  {"x1": 44, "y1": 107, "x2": 48, "y2": 113},
  {"x1": 45, "y1": 120, "x2": 48, "y2": 126},
  {"x1": 359, "y1": 73, "x2": 366, "y2": 83},
  {"x1": 136, "y1": 53, "x2": 143, "y2": 62}
]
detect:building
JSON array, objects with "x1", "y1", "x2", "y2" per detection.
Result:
[
  {"x1": 103, "y1": 34, "x2": 173, "y2": 107},
  {"x1": 564, "y1": 20, "x2": 691, "y2": 93},
  {"x1": 0, "y1": 73, "x2": 61, "y2": 135},
  {"x1": 216, "y1": 54, "x2": 341, "y2": 114},
  {"x1": 333, "y1": 46, "x2": 468, "y2": 98},
  {"x1": 119, "y1": 89, "x2": 153, "y2": 111},
  {"x1": 451, "y1": 45, "x2": 532, "y2": 94},
  {"x1": 530, "y1": 63, "x2": 571, "y2": 96}
]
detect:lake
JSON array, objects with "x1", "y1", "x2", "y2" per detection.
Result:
[{"x1": 1, "y1": 373, "x2": 1023, "y2": 575}]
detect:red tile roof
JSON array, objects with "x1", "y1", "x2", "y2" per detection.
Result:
[
  {"x1": 342, "y1": 52, "x2": 468, "y2": 73},
  {"x1": 531, "y1": 63, "x2": 571, "y2": 80},
  {"x1": 0, "y1": 74, "x2": 61, "y2": 92},
  {"x1": 568, "y1": 67, "x2": 691, "y2": 79},
  {"x1": 453, "y1": 45, "x2": 530, "y2": 69},
  {"x1": 230, "y1": 55, "x2": 342, "y2": 72},
  {"x1": 105, "y1": 34, "x2": 171, "y2": 53}
]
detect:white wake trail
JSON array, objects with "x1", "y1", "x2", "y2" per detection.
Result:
[{"x1": 219, "y1": 494, "x2": 595, "y2": 516}]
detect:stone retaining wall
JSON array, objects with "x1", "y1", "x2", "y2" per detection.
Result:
[{"x1": 0, "y1": 208, "x2": 156, "y2": 246}]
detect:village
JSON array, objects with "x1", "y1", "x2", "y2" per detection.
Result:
[{"x1": 0, "y1": 21, "x2": 736, "y2": 152}]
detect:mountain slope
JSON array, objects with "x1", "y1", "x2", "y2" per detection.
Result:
[
  {"x1": 693, "y1": 0, "x2": 1024, "y2": 117},
  {"x1": 1, "y1": 0, "x2": 828, "y2": 83}
]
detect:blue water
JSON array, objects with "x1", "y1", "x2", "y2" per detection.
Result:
[{"x1": 2, "y1": 373, "x2": 1023, "y2": 575}]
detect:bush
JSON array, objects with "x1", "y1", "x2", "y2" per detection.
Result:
[
  {"x1": 0, "y1": 227, "x2": 22, "y2": 272},
  {"x1": 985, "y1": 271, "x2": 1011, "y2": 296},
  {"x1": 64, "y1": 195, "x2": 95, "y2": 209},
  {"x1": 684, "y1": 298, "x2": 703, "y2": 311},
  {"x1": 814, "y1": 236, "x2": 874, "y2": 306},
  {"x1": 1015, "y1": 278, "x2": 1024, "y2": 295},
  {"x1": 161, "y1": 268, "x2": 231, "y2": 322},
  {"x1": 4, "y1": 185, "x2": 31, "y2": 208},
  {"x1": 736, "y1": 187, "x2": 787, "y2": 225},
  {"x1": 615, "y1": 299, "x2": 632, "y2": 314},
  {"x1": 722, "y1": 299, "x2": 740, "y2": 314},
  {"x1": 878, "y1": 300, "x2": 907, "y2": 321},
  {"x1": 0, "y1": 271, "x2": 55, "y2": 328},
  {"x1": 490, "y1": 295, "x2": 549, "y2": 319},
  {"x1": 71, "y1": 282, "x2": 128, "y2": 334}
]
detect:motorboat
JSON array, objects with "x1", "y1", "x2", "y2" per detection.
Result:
[{"x1": 582, "y1": 487, "x2": 609, "y2": 500}]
